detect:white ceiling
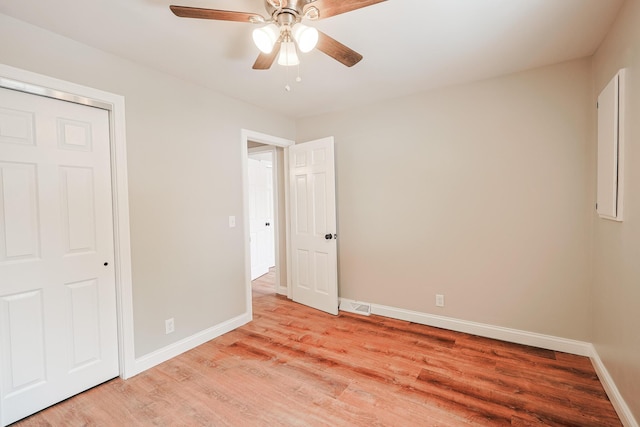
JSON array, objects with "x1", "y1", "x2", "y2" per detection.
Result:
[{"x1": 0, "y1": 0, "x2": 624, "y2": 118}]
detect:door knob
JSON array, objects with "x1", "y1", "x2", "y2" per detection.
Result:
[
  {"x1": 325, "y1": 234, "x2": 333, "y2": 240},
  {"x1": 265, "y1": 222, "x2": 270, "y2": 226}
]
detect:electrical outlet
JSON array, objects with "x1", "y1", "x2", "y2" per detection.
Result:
[
  {"x1": 165, "y1": 318, "x2": 175, "y2": 334},
  {"x1": 435, "y1": 294, "x2": 445, "y2": 308}
]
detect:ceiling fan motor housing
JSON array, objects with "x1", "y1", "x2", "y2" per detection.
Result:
[
  {"x1": 266, "y1": 0, "x2": 315, "y2": 22},
  {"x1": 276, "y1": 12, "x2": 297, "y2": 27}
]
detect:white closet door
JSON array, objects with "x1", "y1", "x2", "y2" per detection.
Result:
[{"x1": 0, "y1": 88, "x2": 118, "y2": 425}]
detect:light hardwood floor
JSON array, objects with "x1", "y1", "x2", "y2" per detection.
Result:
[{"x1": 13, "y1": 269, "x2": 621, "y2": 426}]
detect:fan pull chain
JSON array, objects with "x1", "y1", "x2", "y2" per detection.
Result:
[
  {"x1": 283, "y1": 46, "x2": 303, "y2": 92},
  {"x1": 284, "y1": 64, "x2": 302, "y2": 92},
  {"x1": 284, "y1": 63, "x2": 291, "y2": 92}
]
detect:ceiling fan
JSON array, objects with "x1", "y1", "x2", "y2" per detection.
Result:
[{"x1": 170, "y1": 0, "x2": 387, "y2": 70}]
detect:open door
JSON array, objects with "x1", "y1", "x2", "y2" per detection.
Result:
[{"x1": 288, "y1": 137, "x2": 338, "y2": 315}]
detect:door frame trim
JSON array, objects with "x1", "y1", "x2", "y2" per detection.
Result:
[
  {"x1": 241, "y1": 130, "x2": 294, "y2": 312},
  {"x1": 0, "y1": 64, "x2": 136, "y2": 379}
]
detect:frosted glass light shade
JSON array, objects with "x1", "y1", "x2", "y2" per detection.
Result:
[
  {"x1": 252, "y1": 24, "x2": 279, "y2": 54},
  {"x1": 292, "y1": 24, "x2": 318, "y2": 53},
  {"x1": 278, "y1": 41, "x2": 300, "y2": 66}
]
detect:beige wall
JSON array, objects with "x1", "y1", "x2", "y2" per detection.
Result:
[
  {"x1": 0, "y1": 14, "x2": 295, "y2": 357},
  {"x1": 592, "y1": 0, "x2": 640, "y2": 419},
  {"x1": 297, "y1": 58, "x2": 593, "y2": 340}
]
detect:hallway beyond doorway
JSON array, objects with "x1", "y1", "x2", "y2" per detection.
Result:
[{"x1": 252, "y1": 267, "x2": 276, "y2": 297}]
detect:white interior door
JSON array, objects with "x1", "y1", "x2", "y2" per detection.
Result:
[
  {"x1": 248, "y1": 155, "x2": 274, "y2": 280},
  {"x1": 288, "y1": 137, "x2": 338, "y2": 315},
  {"x1": 0, "y1": 88, "x2": 118, "y2": 425}
]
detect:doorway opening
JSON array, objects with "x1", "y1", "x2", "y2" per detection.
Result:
[{"x1": 241, "y1": 130, "x2": 294, "y2": 316}]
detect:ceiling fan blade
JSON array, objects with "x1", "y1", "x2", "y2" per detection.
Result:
[
  {"x1": 252, "y1": 41, "x2": 282, "y2": 70},
  {"x1": 306, "y1": 0, "x2": 386, "y2": 19},
  {"x1": 170, "y1": 5, "x2": 264, "y2": 23},
  {"x1": 316, "y1": 31, "x2": 363, "y2": 67}
]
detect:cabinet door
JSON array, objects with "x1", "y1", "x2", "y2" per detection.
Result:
[{"x1": 597, "y1": 70, "x2": 625, "y2": 221}]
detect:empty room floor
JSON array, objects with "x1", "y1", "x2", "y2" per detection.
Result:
[{"x1": 13, "y1": 271, "x2": 621, "y2": 426}]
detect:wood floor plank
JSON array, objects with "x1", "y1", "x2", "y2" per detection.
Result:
[{"x1": 12, "y1": 269, "x2": 622, "y2": 426}]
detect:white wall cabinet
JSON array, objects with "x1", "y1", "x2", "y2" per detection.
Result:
[{"x1": 597, "y1": 69, "x2": 625, "y2": 221}]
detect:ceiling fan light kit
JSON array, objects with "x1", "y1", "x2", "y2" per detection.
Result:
[
  {"x1": 170, "y1": 0, "x2": 387, "y2": 73},
  {"x1": 292, "y1": 23, "x2": 318, "y2": 53},
  {"x1": 278, "y1": 41, "x2": 300, "y2": 66},
  {"x1": 252, "y1": 23, "x2": 279, "y2": 54},
  {"x1": 253, "y1": 22, "x2": 316, "y2": 61}
]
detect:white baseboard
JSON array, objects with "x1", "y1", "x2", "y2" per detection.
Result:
[
  {"x1": 589, "y1": 346, "x2": 638, "y2": 427},
  {"x1": 350, "y1": 300, "x2": 636, "y2": 426},
  {"x1": 125, "y1": 311, "x2": 251, "y2": 378},
  {"x1": 368, "y1": 302, "x2": 592, "y2": 355}
]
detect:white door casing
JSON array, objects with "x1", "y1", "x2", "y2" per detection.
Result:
[
  {"x1": 288, "y1": 137, "x2": 338, "y2": 315},
  {"x1": 241, "y1": 130, "x2": 294, "y2": 307},
  {"x1": 0, "y1": 87, "x2": 119, "y2": 425}
]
